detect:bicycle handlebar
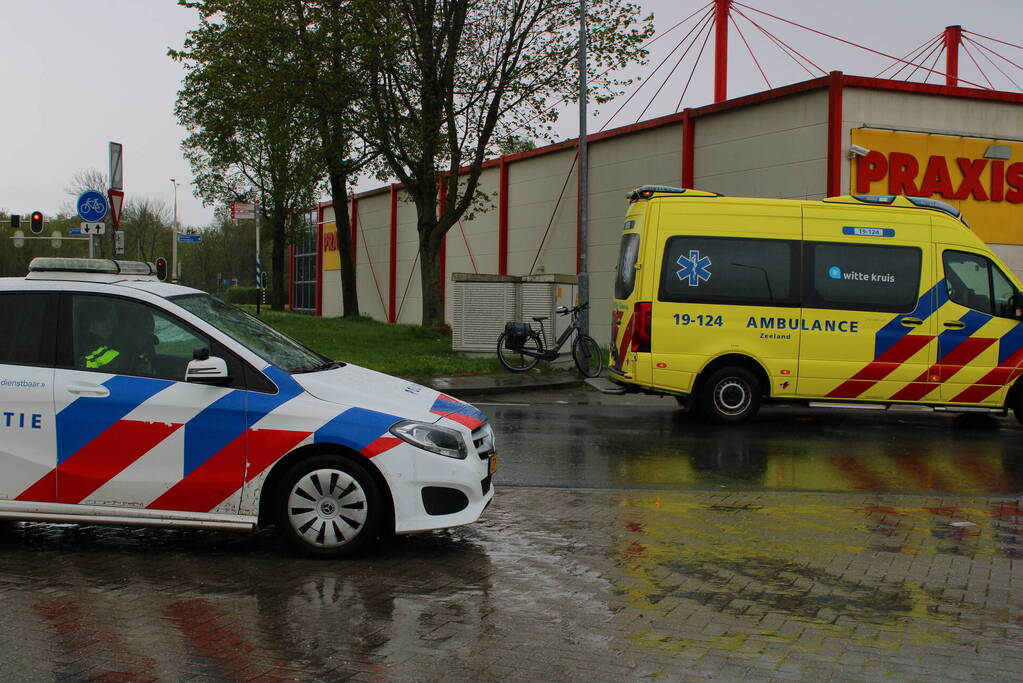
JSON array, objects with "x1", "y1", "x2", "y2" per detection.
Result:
[{"x1": 557, "y1": 302, "x2": 590, "y2": 316}]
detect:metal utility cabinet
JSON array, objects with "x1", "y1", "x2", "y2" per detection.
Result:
[{"x1": 450, "y1": 273, "x2": 578, "y2": 353}]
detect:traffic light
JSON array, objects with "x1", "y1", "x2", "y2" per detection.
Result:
[
  {"x1": 9, "y1": 214, "x2": 19, "y2": 229},
  {"x1": 155, "y1": 257, "x2": 168, "y2": 282},
  {"x1": 29, "y1": 211, "x2": 44, "y2": 235}
]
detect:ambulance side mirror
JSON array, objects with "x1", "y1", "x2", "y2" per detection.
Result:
[
  {"x1": 1014, "y1": 292, "x2": 1023, "y2": 320},
  {"x1": 185, "y1": 346, "x2": 231, "y2": 385}
]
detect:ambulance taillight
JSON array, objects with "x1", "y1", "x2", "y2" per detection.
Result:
[{"x1": 631, "y1": 302, "x2": 652, "y2": 353}]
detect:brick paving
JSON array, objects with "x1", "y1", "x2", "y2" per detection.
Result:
[{"x1": 0, "y1": 487, "x2": 1021, "y2": 681}]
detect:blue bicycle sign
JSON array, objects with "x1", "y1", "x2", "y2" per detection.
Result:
[{"x1": 77, "y1": 190, "x2": 109, "y2": 222}]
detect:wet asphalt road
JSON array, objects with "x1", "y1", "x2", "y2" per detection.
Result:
[
  {"x1": 3, "y1": 393, "x2": 1023, "y2": 680},
  {"x1": 480, "y1": 400, "x2": 1023, "y2": 495}
]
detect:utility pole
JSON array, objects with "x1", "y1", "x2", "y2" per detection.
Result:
[
  {"x1": 578, "y1": 0, "x2": 590, "y2": 335},
  {"x1": 170, "y1": 178, "x2": 179, "y2": 282}
]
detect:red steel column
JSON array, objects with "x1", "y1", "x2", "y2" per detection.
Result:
[
  {"x1": 714, "y1": 0, "x2": 730, "y2": 103},
  {"x1": 681, "y1": 108, "x2": 695, "y2": 189},
  {"x1": 945, "y1": 25, "x2": 961, "y2": 87},
  {"x1": 498, "y1": 155, "x2": 509, "y2": 275},
  {"x1": 826, "y1": 71, "x2": 844, "y2": 197},
  {"x1": 388, "y1": 184, "x2": 398, "y2": 323},
  {"x1": 315, "y1": 207, "x2": 323, "y2": 317}
]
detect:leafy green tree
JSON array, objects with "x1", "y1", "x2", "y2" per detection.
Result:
[
  {"x1": 358, "y1": 0, "x2": 653, "y2": 327},
  {"x1": 175, "y1": 0, "x2": 373, "y2": 317},
  {"x1": 173, "y1": 1, "x2": 324, "y2": 310}
]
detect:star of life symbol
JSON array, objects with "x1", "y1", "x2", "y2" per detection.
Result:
[{"x1": 676, "y1": 249, "x2": 712, "y2": 286}]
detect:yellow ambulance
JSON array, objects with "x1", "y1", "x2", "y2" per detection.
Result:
[{"x1": 608, "y1": 186, "x2": 1023, "y2": 424}]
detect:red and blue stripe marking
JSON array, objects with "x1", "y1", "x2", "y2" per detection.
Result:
[{"x1": 430, "y1": 394, "x2": 486, "y2": 430}]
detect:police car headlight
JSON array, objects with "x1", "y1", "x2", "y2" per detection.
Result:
[{"x1": 389, "y1": 420, "x2": 468, "y2": 459}]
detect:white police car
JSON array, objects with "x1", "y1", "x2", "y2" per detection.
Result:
[{"x1": 0, "y1": 258, "x2": 495, "y2": 557}]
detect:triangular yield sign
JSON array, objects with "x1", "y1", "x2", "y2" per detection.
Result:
[{"x1": 108, "y1": 189, "x2": 125, "y2": 231}]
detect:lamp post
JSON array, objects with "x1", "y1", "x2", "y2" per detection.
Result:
[{"x1": 170, "y1": 178, "x2": 179, "y2": 282}]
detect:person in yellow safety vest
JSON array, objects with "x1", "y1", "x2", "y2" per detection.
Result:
[{"x1": 78, "y1": 301, "x2": 123, "y2": 371}]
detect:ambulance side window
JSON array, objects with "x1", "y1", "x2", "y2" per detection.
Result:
[
  {"x1": 804, "y1": 243, "x2": 920, "y2": 313},
  {"x1": 658, "y1": 236, "x2": 799, "y2": 306},
  {"x1": 0, "y1": 293, "x2": 57, "y2": 367},
  {"x1": 943, "y1": 251, "x2": 1017, "y2": 317}
]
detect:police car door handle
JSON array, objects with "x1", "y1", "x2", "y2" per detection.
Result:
[
  {"x1": 66, "y1": 383, "x2": 110, "y2": 398},
  {"x1": 943, "y1": 320, "x2": 966, "y2": 329},
  {"x1": 900, "y1": 317, "x2": 924, "y2": 327}
]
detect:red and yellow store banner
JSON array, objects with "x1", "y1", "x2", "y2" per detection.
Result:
[
  {"x1": 321, "y1": 221, "x2": 340, "y2": 271},
  {"x1": 850, "y1": 128, "x2": 1023, "y2": 245}
]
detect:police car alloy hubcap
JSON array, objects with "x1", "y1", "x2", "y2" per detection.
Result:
[
  {"x1": 715, "y1": 379, "x2": 749, "y2": 414},
  {"x1": 288, "y1": 468, "x2": 368, "y2": 548}
]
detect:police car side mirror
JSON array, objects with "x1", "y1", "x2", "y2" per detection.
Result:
[{"x1": 185, "y1": 353, "x2": 230, "y2": 386}]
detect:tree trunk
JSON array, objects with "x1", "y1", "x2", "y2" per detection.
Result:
[
  {"x1": 325, "y1": 164, "x2": 360, "y2": 318},
  {"x1": 418, "y1": 213, "x2": 445, "y2": 328},
  {"x1": 270, "y1": 210, "x2": 288, "y2": 311}
]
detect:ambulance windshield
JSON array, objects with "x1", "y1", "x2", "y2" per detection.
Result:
[{"x1": 170, "y1": 294, "x2": 335, "y2": 373}]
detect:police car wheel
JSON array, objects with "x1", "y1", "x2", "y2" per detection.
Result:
[
  {"x1": 275, "y1": 455, "x2": 381, "y2": 559},
  {"x1": 700, "y1": 367, "x2": 761, "y2": 424}
]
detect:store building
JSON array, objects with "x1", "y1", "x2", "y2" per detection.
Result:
[{"x1": 294, "y1": 71, "x2": 1023, "y2": 346}]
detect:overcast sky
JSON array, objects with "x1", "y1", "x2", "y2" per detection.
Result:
[{"x1": 3, "y1": 0, "x2": 1022, "y2": 228}]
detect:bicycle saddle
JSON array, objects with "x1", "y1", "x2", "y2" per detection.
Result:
[{"x1": 532, "y1": 316, "x2": 548, "y2": 322}]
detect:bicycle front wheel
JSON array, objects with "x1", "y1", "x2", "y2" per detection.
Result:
[
  {"x1": 497, "y1": 332, "x2": 542, "y2": 372},
  {"x1": 572, "y1": 335, "x2": 604, "y2": 377}
]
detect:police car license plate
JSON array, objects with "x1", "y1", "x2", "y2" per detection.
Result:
[{"x1": 489, "y1": 455, "x2": 498, "y2": 475}]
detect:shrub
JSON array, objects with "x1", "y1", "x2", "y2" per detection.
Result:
[{"x1": 226, "y1": 286, "x2": 258, "y2": 305}]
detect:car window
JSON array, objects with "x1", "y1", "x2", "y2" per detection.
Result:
[
  {"x1": 944, "y1": 250, "x2": 1019, "y2": 318},
  {"x1": 170, "y1": 293, "x2": 329, "y2": 373},
  {"x1": 614, "y1": 232, "x2": 641, "y2": 300},
  {"x1": 944, "y1": 251, "x2": 991, "y2": 313},
  {"x1": 71, "y1": 294, "x2": 212, "y2": 380},
  {"x1": 991, "y1": 263, "x2": 1016, "y2": 318},
  {"x1": 0, "y1": 292, "x2": 56, "y2": 367}
]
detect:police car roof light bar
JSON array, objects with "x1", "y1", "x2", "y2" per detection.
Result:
[{"x1": 28, "y1": 257, "x2": 156, "y2": 276}]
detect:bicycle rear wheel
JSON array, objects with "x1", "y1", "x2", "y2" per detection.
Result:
[
  {"x1": 572, "y1": 334, "x2": 604, "y2": 377},
  {"x1": 497, "y1": 332, "x2": 542, "y2": 372}
]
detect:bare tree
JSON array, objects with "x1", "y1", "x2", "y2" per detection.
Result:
[{"x1": 359, "y1": 0, "x2": 652, "y2": 326}]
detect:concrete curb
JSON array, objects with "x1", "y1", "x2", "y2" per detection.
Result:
[{"x1": 422, "y1": 373, "x2": 584, "y2": 397}]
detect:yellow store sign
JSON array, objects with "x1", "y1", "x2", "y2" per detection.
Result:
[
  {"x1": 851, "y1": 128, "x2": 1023, "y2": 245},
  {"x1": 321, "y1": 221, "x2": 340, "y2": 271}
]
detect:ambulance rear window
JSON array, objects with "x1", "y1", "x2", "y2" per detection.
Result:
[{"x1": 615, "y1": 233, "x2": 641, "y2": 299}]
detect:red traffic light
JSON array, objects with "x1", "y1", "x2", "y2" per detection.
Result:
[
  {"x1": 29, "y1": 211, "x2": 44, "y2": 235},
  {"x1": 155, "y1": 257, "x2": 168, "y2": 282}
]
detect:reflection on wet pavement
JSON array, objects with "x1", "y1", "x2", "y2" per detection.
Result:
[
  {"x1": 491, "y1": 404, "x2": 1023, "y2": 494},
  {"x1": 1, "y1": 485, "x2": 1021, "y2": 680}
]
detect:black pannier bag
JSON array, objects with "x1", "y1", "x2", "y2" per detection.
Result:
[{"x1": 503, "y1": 322, "x2": 532, "y2": 350}]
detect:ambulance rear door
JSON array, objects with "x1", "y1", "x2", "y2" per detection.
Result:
[{"x1": 610, "y1": 202, "x2": 653, "y2": 384}]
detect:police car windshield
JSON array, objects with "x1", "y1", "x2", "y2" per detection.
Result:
[{"x1": 170, "y1": 294, "x2": 336, "y2": 373}]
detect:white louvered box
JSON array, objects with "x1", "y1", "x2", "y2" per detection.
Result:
[{"x1": 451, "y1": 273, "x2": 577, "y2": 354}]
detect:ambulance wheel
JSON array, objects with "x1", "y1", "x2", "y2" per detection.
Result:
[
  {"x1": 274, "y1": 454, "x2": 381, "y2": 559},
  {"x1": 699, "y1": 367, "x2": 761, "y2": 424}
]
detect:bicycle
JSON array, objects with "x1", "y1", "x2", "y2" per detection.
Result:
[{"x1": 497, "y1": 303, "x2": 604, "y2": 377}]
